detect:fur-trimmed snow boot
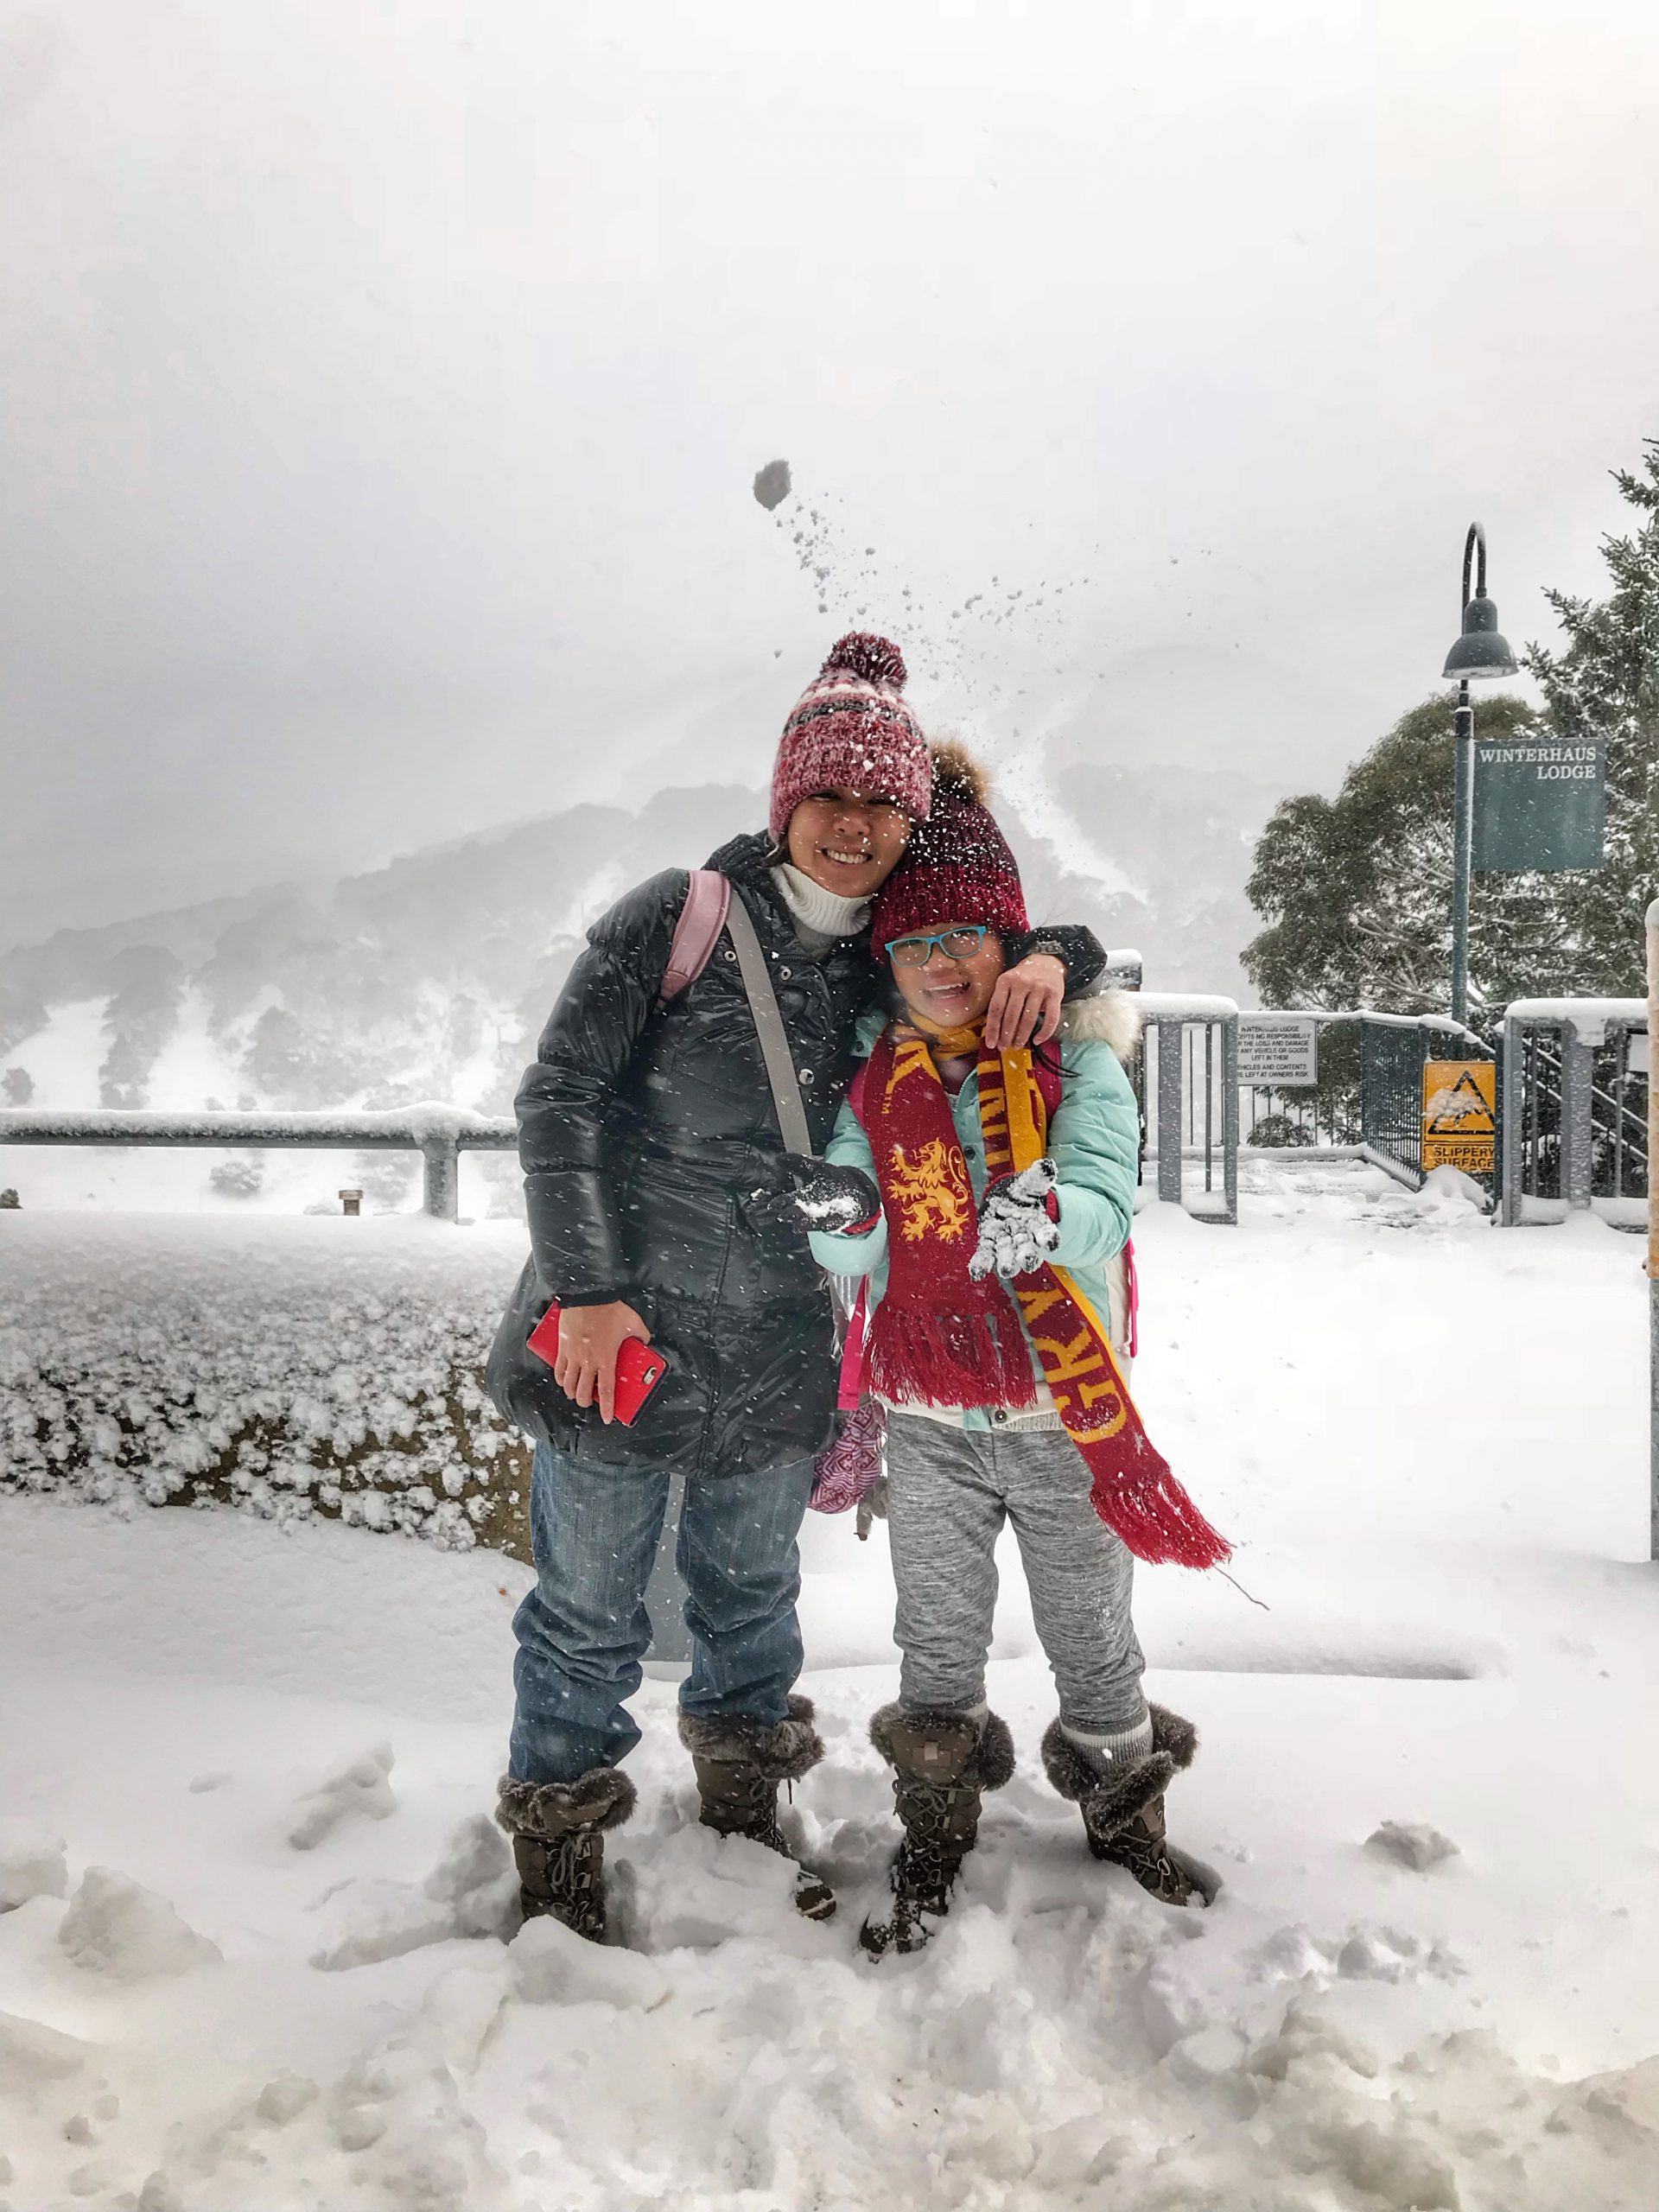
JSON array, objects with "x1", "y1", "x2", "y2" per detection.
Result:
[
  {"x1": 495, "y1": 1767, "x2": 636, "y2": 1942},
  {"x1": 861, "y1": 1704, "x2": 1016, "y2": 1958},
  {"x1": 1039, "y1": 1707, "x2": 1214, "y2": 1907},
  {"x1": 677, "y1": 1695, "x2": 836, "y2": 1922}
]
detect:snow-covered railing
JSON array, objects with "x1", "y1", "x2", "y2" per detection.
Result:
[
  {"x1": 1241, "y1": 1007, "x2": 1484, "y2": 1041},
  {"x1": 1137, "y1": 994, "x2": 1239, "y2": 1224},
  {"x1": 1498, "y1": 999, "x2": 1648, "y2": 1224},
  {"x1": 0, "y1": 1106, "x2": 517, "y2": 1222}
]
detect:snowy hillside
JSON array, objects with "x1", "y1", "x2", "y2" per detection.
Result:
[
  {"x1": 2, "y1": 1162, "x2": 1654, "y2": 2209},
  {"x1": 0, "y1": 762, "x2": 1273, "y2": 1217}
]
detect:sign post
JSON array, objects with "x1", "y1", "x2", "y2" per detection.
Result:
[
  {"x1": 1421, "y1": 1059, "x2": 1497, "y2": 1177},
  {"x1": 1472, "y1": 737, "x2": 1606, "y2": 873}
]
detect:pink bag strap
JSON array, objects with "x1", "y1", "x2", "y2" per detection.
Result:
[{"x1": 659, "y1": 868, "x2": 732, "y2": 1006}]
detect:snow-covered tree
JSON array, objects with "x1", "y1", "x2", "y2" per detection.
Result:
[
  {"x1": 1522, "y1": 436, "x2": 1659, "y2": 996},
  {"x1": 1243, "y1": 694, "x2": 1551, "y2": 1015},
  {"x1": 1246, "y1": 438, "x2": 1659, "y2": 1014}
]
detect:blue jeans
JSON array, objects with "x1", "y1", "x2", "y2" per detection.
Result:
[{"x1": 508, "y1": 1441, "x2": 818, "y2": 1783}]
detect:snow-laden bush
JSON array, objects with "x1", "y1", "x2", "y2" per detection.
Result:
[
  {"x1": 0, "y1": 1215, "x2": 535, "y2": 1558},
  {"x1": 208, "y1": 1156, "x2": 265, "y2": 1198}
]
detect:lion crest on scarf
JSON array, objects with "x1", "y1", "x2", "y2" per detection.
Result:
[{"x1": 887, "y1": 1138, "x2": 971, "y2": 1243}]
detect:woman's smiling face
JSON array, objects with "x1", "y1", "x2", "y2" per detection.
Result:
[
  {"x1": 785, "y1": 788, "x2": 911, "y2": 900},
  {"x1": 891, "y1": 920, "x2": 1007, "y2": 1031}
]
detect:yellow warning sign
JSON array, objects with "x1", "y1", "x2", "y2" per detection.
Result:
[{"x1": 1421, "y1": 1060, "x2": 1497, "y2": 1174}]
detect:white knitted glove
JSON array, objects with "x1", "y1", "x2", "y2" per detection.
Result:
[{"x1": 968, "y1": 1158, "x2": 1061, "y2": 1281}]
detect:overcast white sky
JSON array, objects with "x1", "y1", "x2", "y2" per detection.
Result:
[{"x1": 3, "y1": 0, "x2": 1657, "y2": 947}]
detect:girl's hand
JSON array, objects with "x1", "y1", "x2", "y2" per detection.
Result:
[{"x1": 969, "y1": 1159, "x2": 1061, "y2": 1281}]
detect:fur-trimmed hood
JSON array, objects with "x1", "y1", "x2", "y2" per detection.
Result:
[
  {"x1": 856, "y1": 982, "x2": 1143, "y2": 1065},
  {"x1": 1058, "y1": 987, "x2": 1142, "y2": 1064}
]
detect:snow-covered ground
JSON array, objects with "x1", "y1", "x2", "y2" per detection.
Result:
[{"x1": 2, "y1": 1159, "x2": 1656, "y2": 2211}]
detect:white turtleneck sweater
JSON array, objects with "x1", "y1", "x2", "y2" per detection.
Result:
[{"x1": 768, "y1": 862, "x2": 871, "y2": 954}]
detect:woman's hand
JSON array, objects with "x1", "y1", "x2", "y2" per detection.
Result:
[
  {"x1": 553, "y1": 1300, "x2": 651, "y2": 1424},
  {"x1": 756, "y1": 1159, "x2": 882, "y2": 1232},
  {"x1": 983, "y1": 950, "x2": 1065, "y2": 1050}
]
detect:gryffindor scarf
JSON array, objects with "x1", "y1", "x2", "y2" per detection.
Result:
[{"x1": 855, "y1": 1020, "x2": 1230, "y2": 1570}]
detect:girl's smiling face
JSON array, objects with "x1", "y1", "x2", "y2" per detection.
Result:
[{"x1": 890, "y1": 920, "x2": 1007, "y2": 1032}]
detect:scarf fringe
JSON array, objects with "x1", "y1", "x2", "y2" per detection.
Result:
[
  {"x1": 1089, "y1": 1453, "x2": 1233, "y2": 1570},
  {"x1": 868, "y1": 1300, "x2": 1039, "y2": 1412}
]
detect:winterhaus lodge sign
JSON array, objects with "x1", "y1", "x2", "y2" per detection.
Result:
[{"x1": 1471, "y1": 737, "x2": 1606, "y2": 874}]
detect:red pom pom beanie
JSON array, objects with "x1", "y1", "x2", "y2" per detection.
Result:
[
  {"x1": 768, "y1": 633, "x2": 933, "y2": 843},
  {"x1": 869, "y1": 741, "x2": 1030, "y2": 959}
]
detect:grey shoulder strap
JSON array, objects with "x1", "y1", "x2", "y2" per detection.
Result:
[{"x1": 722, "y1": 893, "x2": 815, "y2": 1158}]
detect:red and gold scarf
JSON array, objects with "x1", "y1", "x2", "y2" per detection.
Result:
[{"x1": 855, "y1": 1019, "x2": 1230, "y2": 1570}]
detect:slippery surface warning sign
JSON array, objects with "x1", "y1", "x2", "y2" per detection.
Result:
[{"x1": 1422, "y1": 1060, "x2": 1497, "y2": 1174}]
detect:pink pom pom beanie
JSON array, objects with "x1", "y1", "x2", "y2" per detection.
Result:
[{"x1": 768, "y1": 632, "x2": 933, "y2": 843}]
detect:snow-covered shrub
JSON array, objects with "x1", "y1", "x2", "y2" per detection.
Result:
[
  {"x1": 0, "y1": 1216, "x2": 535, "y2": 1559},
  {"x1": 1248, "y1": 1111, "x2": 1314, "y2": 1149},
  {"x1": 3, "y1": 1065, "x2": 32, "y2": 1105},
  {"x1": 208, "y1": 1156, "x2": 265, "y2": 1198}
]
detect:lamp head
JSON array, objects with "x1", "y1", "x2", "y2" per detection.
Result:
[{"x1": 1443, "y1": 593, "x2": 1518, "y2": 681}]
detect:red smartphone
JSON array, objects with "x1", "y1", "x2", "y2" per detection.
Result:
[{"x1": 525, "y1": 1302, "x2": 668, "y2": 1427}]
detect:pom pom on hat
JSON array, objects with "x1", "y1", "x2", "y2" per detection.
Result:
[
  {"x1": 821, "y1": 632, "x2": 908, "y2": 691},
  {"x1": 769, "y1": 632, "x2": 931, "y2": 843},
  {"x1": 925, "y1": 734, "x2": 990, "y2": 806}
]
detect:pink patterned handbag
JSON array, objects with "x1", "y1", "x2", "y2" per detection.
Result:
[{"x1": 809, "y1": 1284, "x2": 886, "y2": 1512}]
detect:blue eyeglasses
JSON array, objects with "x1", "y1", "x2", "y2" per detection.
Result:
[{"x1": 886, "y1": 925, "x2": 992, "y2": 969}]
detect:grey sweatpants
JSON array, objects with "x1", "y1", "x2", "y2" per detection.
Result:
[{"x1": 884, "y1": 1412, "x2": 1148, "y2": 1735}]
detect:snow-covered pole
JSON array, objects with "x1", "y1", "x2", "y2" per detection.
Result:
[
  {"x1": 1560, "y1": 1020, "x2": 1594, "y2": 1210},
  {"x1": 1648, "y1": 898, "x2": 1658, "y2": 1561},
  {"x1": 1156, "y1": 1020, "x2": 1183, "y2": 1206}
]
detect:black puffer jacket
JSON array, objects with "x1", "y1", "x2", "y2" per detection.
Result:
[{"x1": 486, "y1": 831, "x2": 1104, "y2": 1478}]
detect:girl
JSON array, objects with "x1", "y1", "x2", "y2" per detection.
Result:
[{"x1": 807, "y1": 746, "x2": 1228, "y2": 1955}]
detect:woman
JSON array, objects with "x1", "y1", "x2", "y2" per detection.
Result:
[{"x1": 486, "y1": 634, "x2": 1107, "y2": 1940}]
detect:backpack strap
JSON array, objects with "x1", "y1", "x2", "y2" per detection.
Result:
[{"x1": 658, "y1": 868, "x2": 733, "y2": 1007}]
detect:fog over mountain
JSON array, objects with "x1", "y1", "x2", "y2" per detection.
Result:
[
  {"x1": 6, "y1": 3, "x2": 1658, "y2": 951},
  {"x1": 0, "y1": 762, "x2": 1274, "y2": 1135}
]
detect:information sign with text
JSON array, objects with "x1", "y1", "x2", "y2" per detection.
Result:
[{"x1": 1238, "y1": 1018, "x2": 1319, "y2": 1088}]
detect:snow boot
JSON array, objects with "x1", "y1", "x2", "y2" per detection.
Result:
[
  {"x1": 495, "y1": 1767, "x2": 636, "y2": 1942},
  {"x1": 1039, "y1": 1707, "x2": 1215, "y2": 1908},
  {"x1": 860, "y1": 1704, "x2": 1015, "y2": 1958},
  {"x1": 677, "y1": 1695, "x2": 837, "y2": 1922}
]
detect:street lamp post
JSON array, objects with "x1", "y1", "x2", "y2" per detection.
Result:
[{"x1": 1442, "y1": 523, "x2": 1519, "y2": 1025}]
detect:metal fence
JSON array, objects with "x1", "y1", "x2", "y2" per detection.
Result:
[
  {"x1": 1135, "y1": 995, "x2": 1240, "y2": 1224},
  {"x1": 1236, "y1": 1011, "x2": 1491, "y2": 1189},
  {"x1": 1498, "y1": 999, "x2": 1649, "y2": 1223},
  {"x1": 0, "y1": 1106, "x2": 517, "y2": 1219}
]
